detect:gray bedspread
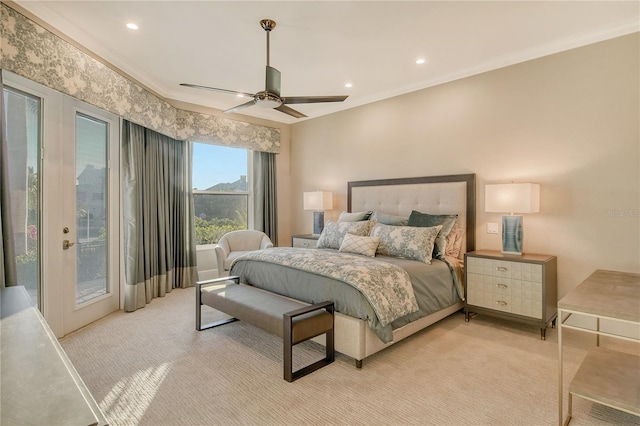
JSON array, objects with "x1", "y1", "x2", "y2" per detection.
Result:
[{"x1": 229, "y1": 248, "x2": 461, "y2": 343}]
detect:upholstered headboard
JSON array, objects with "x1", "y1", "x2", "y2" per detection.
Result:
[{"x1": 348, "y1": 174, "x2": 476, "y2": 254}]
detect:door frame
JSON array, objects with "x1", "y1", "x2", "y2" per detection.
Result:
[{"x1": 3, "y1": 71, "x2": 121, "y2": 337}]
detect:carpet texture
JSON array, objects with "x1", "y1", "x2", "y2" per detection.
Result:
[{"x1": 60, "y1": 287, "x2": 640, "y2": 426}]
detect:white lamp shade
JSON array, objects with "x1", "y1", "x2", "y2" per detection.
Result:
[
  {"x1": 303, "y1": 191, "x2": 333, "y2": 211},
  {"x1": 485, "y1": 183, "x2": 540, "y2": 214}
]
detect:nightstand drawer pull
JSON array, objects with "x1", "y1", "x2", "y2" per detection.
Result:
[
  {"x1": 496, "y1": 284, "x2": 508, "y2": 289},
  {"x1": 496, "y1": 266, "x2": 508, "y2": 272},
  {"x1": 495, "y1": 300, "x2": 508, "y2": 306}
]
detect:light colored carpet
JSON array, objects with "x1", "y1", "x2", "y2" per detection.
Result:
[{"x1": 60, "y1": 287, "x2": 640, "y2": 426}]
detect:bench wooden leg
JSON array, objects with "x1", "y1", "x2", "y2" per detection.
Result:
[{"x1": 283, "y1": 302, "x2": 335, "y2": 382}]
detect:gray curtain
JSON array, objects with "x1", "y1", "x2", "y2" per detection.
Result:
[
  {"x1": 253, "y1": 151, "x2": 278, "y2": 246},
  {"x1": 122, "y1": 120, "x2": 198, "y2": 312},
  {"x1": 0, "y1": 70, "x2": 17, "y2": 287}
]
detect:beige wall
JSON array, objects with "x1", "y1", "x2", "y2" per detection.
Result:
[{"x1": 287, "y1": 33, "x2": 639, "y2": 298}]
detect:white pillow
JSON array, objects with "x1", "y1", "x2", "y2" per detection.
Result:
[
  {"x1": 339, "y1": 233, "x2": 380, "y2": 257},
  {"x1": 317, "y1": 221, "x2": 372, "y2": 250},
  {"x1": 370, "y1": 222, "x2": 442, "y2": 264}
]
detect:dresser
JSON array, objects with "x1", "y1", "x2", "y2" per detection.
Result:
[
  {"x1": 464, "y1": 250, "x2": 558, "y2": 339},
  {"x1": 291, "y1": 234, "x2": 319, "y2": 248}
]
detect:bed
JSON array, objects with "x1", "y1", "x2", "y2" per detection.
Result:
[{"x1": 230, "y1": 174, "x2": 476, "y2": 367}]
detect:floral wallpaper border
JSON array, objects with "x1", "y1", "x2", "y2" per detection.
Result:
[{"x1": 0, "y1": 4, "x2": 280, "y2": 153}]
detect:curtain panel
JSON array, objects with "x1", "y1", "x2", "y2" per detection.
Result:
[
  {"x1": 122, "y1": 120, "x2": 198, "y2": 312},
  {"x1": 0, "y1": 70, "x2": 17, "y2": 287},
  {"x1": 253, "y1": 151, "x2": 278, "y2": 246}
]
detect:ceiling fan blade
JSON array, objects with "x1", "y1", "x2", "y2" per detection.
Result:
[
  {"x1": 275, "y1": 104, "x2": 307, "y2": 118},
  {"x1": 265, "y1": 66, "x2": 281, "y2": 96},
  {"x1": 180, "y1": 83, "x2": 255, "y2": 98},
  {"x1": 282, "y1": 95, "x2": 348, "y2": 105},
  {"x1": 223, "y1": 99, "x2": 257, "y2": 114}
]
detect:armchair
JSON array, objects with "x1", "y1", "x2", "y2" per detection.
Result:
[{"x1": 214, "y1": 230, "x2": 274, "y2": 273}]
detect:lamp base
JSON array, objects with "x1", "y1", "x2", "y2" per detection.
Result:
[
  {"x1": 502, "y1": 215, "x2": 524, "y2": 255},
  {"x1": 313, "y1": 211, "x2": 325, "y2": 236}
]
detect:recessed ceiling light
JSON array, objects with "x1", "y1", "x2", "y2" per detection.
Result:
[
  {"x1": 345, "y1": 83, "x2": 353, "y2": 88},
  {"x1": 415, "y1": 58, "x2": 426, "y2": 65},
  {"x1": 126, "y1": 23, "x2": 139, "y2": 30}
]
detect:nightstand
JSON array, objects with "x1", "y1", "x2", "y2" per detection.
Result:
[
  {"x1": 291, "y1": 234, "x2": 319, "y2": 249},
  {"x1": 464, "y1": 250, "x2": 557, "y2": 340}
]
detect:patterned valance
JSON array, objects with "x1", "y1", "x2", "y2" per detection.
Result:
[{"x1": 0, "y1": 4, "x2": 280, "y2": 153}]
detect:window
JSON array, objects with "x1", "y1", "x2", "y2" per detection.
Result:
[
  {"x1": 4, "y1": 86, "x2": 42, "y2": 307},
  {"x1": 192, "y1": 143, "x2": 251, "y2": 245}
]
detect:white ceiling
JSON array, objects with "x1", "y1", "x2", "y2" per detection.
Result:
[{"x1": 13, "y1": 1, "x2": 640, "y2": 124}]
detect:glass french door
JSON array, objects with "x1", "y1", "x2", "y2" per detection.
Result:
[
  {"x1": 3, "y1": 71, "x2": 120, "y2": 337},
  {"x1": 60, "y1": 100, "x2": 120, "y2": 335}
]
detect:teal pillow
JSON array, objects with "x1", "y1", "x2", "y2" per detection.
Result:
[{"x1": 407, "y1": 211, "x2": 458, "y2": 260}]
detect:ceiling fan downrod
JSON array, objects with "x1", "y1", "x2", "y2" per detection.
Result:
[{"x1": 260, "y1": 19, "x2": 276, "y2": 67}]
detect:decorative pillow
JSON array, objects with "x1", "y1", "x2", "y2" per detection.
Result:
[
  {"x1": 339, "y1": 233, "x2": 380, "y2": 257},
  {"x1": 408, "y1": 211, "x2": 459, "y2": 260},
  {"x1": 370, "y1": 211, "x2": 409, "y2": 226},
  {"x1": 370, "y1": 222, "x2": 442, "y2": 264},
  {"x1": 338, "y1": 210, "x2": 373, "y2": 222},
  {"x1": 445, "y1": 223, "x2": 466, "y2": 259},
  {"x1": 317, "y1": 220, "x2": 371, "y2": 250}
]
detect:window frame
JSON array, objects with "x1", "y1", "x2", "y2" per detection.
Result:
[{"x1": 191, "y1": 142, "x2": 253, "y2": 247}]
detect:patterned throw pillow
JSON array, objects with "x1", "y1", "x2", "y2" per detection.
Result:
[
  {"x1": 339, "y1": 233, "x2": 380, "y2": 257},
  {"x1": 317, "y1": 221, "x2": 372, "y2": 250},
  {"x1": 370, "y1": 222, "x2": 442, "y2": 264},
  {"x1": 407, "y1": 211, "x2": 459, "y2": 260}
]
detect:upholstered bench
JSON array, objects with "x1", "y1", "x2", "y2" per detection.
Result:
[{"x1": 196, "y1": 276, "x2": 334, "y2": 382}]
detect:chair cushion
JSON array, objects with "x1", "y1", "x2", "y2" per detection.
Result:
[{"x1": 225, "y1": 251, "x2": 252, "y2": 270}]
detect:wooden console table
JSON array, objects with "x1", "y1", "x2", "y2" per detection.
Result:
[
  {"x1": 1, "y1": 286, "x2": 107, "y2": 425},
  {"x1": 557, "y1": 269, "x2": 640, "y2": 425}
]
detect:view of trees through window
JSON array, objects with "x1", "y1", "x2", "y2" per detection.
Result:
[
  {"x1": 4, "y1": 87, "x2": 41, "y2": 306},
  {"x1": 192, "y1": 143, "x2": 249, "y2": 245}
]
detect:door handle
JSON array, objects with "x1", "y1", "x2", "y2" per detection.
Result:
[{"x1": 63, "y1": 239, "x2": 75, "y2": 250}]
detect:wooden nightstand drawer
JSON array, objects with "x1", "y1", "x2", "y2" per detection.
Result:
[
  {"x1": 292, "y1": 234, "x2": 319, "y2": 249},
  {"x1": 464, "y1": 250, "x2": 557, "y2": 339},
  {"x1": 467, "y1": 257, "x2": 543, "y2": 283},
  {"x1": 467, "y1": 270, "x2": 543, "y2": 319}
]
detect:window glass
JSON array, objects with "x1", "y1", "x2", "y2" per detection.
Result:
[
  {"x1": 3, "y1": 87, "x2": 41, "y2": 307},
  {"x1": 192, "y1": 143, "x2": 249, "y2": 245},
  {"x1": 75, "y1": 113, "x2": 109, "y2": 304}
]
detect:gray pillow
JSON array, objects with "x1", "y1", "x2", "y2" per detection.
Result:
[
  {"x1": 407, "y1": 211, "x2": 459, "y2": 260},
  {"x1": 370, "y1": 211, "x2": 409, "y2": 226},
  {"x1": 338, "y1": 210, "x2": 373, "y2": 222}
]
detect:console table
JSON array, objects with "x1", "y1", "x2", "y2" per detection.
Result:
[
  {"x1": 557, "y1": 269, "x2": 640, "y2": 425},
  {"x1": 1, "y1": 286, "x2": 107, "y2": 425}
]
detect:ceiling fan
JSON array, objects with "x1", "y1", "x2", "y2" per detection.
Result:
[{"x1": 180, "y1": 19, "x2": 348, "y2": 119}]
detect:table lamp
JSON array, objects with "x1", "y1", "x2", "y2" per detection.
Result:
[
  {"x1": 303, "y1": 191, "x2": 333, "y2": 235},
  {"x1": 485, "y1": 183, "x2": 540, "y2": 255}
]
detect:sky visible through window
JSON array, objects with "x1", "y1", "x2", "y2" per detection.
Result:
[{"x1": 192, "y1": 143, "x2": 247, "y2": 190}]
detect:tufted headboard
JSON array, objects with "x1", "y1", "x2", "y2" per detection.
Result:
[{"x1": 348, "y1": 174, "x2": 476, "y2": 254}]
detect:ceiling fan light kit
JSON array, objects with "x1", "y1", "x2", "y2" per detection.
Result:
[{"x1": 181, "y1": 19, "x2": 348, "y2": 118}]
